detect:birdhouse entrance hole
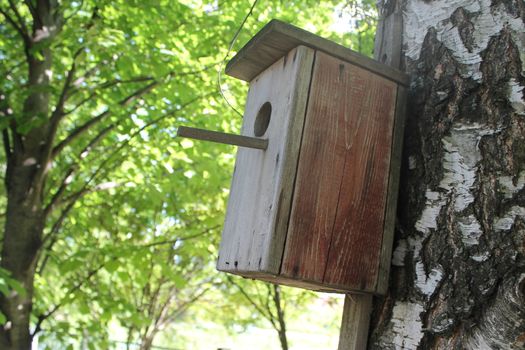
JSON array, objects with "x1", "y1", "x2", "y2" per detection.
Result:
[{"x1": 254, "y1": 102, "x2": 272, "y2": 137}]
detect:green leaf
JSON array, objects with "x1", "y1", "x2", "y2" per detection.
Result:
[
  {"x1": 104, "y1": 259, "x2": 120, "y2": 273},
  {"x1": 7, "y1": 278, "x2": 26, "y2": 298}
]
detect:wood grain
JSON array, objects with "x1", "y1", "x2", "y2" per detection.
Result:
[
  {"x1": 217, "y1": 46, "x2": 315, "y2": 275},
  {"x1": 337, "y1": 294, "x2": 373, "y2": 350},
  {"x1": 226, "y1": 19, "x2": 409, "y2": 86},
  {"x1": 338, "y1": 5, "x2": 405, "y2": 350},
  {"x1": 373, "y1": 6, "x2": 403, "y2": 69},
  {"x1": 375, "y1": 85, "x2": 406, "y2": 294},
  {"x1": 323, "y1": 66, "x2": 397, "y2": 292},
  {"x1": 177, "y1": 126, "x2": 268, "y2": 150},
  {"x1": 281, "y1": 51, "x2": 397, "y2": 292},
  {"x1": 281, "y1": 51, "x2": 349, "y2": 282}
]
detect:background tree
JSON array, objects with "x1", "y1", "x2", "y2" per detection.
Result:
[
  {"x1": 368, "y1": 0, "x2": 525, "y2": 348},
  {"x1": 0, "y1": 1, "x2": 352, "y2": 349},
  {"x1": 226, "y1": 277, "x2": 314, "y2": 350}
]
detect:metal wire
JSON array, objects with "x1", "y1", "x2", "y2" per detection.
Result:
[{"x1": 217, "y1": 0, "x2": 260, "y2": 118}]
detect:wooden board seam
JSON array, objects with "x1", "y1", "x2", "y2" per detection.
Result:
[
  {"x1": 264, "y1": 46, "x2": 316, "y2": 273},
  {"x1": 276, "y1": 49, "x2": 318, "y2": 276},
  {"x1": 372, "y1": 85, "x2": 400, "y2": 292},
  {"x1": 374, "y1": 85, "x2": 407, "y2": 294},
  {"x1": 225, "y1": 268, "x2": 379, "y2": 294}
]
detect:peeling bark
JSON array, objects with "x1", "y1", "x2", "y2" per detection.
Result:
[{"x1": 369, "y1": 0, "x2": 525, "y2": 349}]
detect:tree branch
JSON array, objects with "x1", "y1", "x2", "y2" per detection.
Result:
[
  {"x1": 0, "y1": 6, "x2": 30, "y2": 45},
  {"x1": 272, "y1": 285, "x2": 286, "y2": 332},
  {"x1": 2, "y1": 59, "x2": 25, "y2": 76},
  {"x1": 39, "y1": 92, "x2": 215, "y2": 264},
  {"x1": 37, "y1": 196, "x2": 78, "y2": 275},
  {"x1": 227, "y1": 276, "x2": 273, "y2": 322},
  {"x1": 34, "y1": 48, "x2": 85, "y2": 187},
  {"x1": 264, "y1": 284, "x2": 278, "y2": 329},
  {"x1": 39, "y1": 183, "x2": 123, "y2": 274},
  {"x1": 43, "y1": 121, "x2": 112, "y2": 216},
  {"x1": 23, "y1": 0, "x2": 38, "y2": 22},
  {"x1": 7, "y1": 0, "x2": 29, "y2": 36},
  {"x1": 52, "y1": 80, "x2": 159, "y2": 158},
  {"x1": 95, "y1": 76, "x2": 157, "y2": 90},
  {"x1": 66, "y1": 61, "x2": 216, "y2": 111},
  {"x1": 51, "y1": 48, "x2": 84, "y2": 121},
  {"x1": 51, "y1": 109, "x2": 105, "y2": 157},
  {"x1": 62, "y1": 75, "x2": 157, "y2": 117},
  {"x1": 1, "y1": 90, "x2": 13, "y2": 186},
  {"x1": 62, "y1": 92, "x2": 96, "y2": 116},
  {"x1": 52, "y1": 91, "x2": 216, "y2": 212},
  {"x1": 139, "y1": 225, "x2": 220, "y2": 249},
  {"x1": 43, "y1": 166, "x2": 75, "y2": 218},
  {"x1": 62, "y1": 0, "x2": 84, "y2": 25},
  {"x1": 160, "y1": 286, "x2": 210, "y2": 326},
  {"x1": 32, "y1": 260, "x2": 108, "y2": 336}
]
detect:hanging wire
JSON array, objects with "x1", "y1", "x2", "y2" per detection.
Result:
[{"x1": 217, "y1": 0, "x2": 260, "y2": 118}]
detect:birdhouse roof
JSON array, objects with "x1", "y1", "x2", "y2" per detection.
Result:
[{"x1": 225, "y1": 20, "x2": 409, "y2": 86}]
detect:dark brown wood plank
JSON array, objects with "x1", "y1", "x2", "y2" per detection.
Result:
[
  {"x1": 322, "y1": 62, "x2": 397, "y2": 292},
  {"x1": 226, "y1": 19, "x2": 409, "y2": 86},
  {"x1": 281, "y1": 51, "x2": 352, "y2": 283},
  {"x1": 338, "y1": 5, "x2": 405, "y2": 349}
]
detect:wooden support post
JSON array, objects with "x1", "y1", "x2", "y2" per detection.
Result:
[
  {"x1": 337, "y1": 2, "x2": 404, "y2": 349},
  {"x1": 177, "y1": 126, "x2": 268, "y2": 150},
  {"x1": 338, "y1": 294, "x2": 373, "y2": 350}
]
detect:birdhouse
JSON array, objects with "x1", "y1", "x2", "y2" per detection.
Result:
[{"x1": 180, "y1": 20, "x2": 408, "y2": 294}]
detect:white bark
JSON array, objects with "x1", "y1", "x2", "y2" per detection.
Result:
[{"x1": 370, "y1": 0, "x2": 525, "y2": 348}]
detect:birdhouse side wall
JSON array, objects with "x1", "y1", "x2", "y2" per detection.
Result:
[{"x1": 281, "y1": 51, "x2": 399, "y2": 294}]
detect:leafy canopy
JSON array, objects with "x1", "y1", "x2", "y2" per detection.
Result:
[{"x1": 0, "y1": 0, "x2": 376, "y2": 348}]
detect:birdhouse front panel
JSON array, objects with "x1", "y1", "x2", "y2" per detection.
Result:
[
  {"x1": 217, "y1": 46, "x2": 315, "y2": 275},
  {"x1": 217, "y1": 20, "x2": 408, "y2": 295}
]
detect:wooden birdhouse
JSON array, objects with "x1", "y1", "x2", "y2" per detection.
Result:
[{"x1": 180, "y1": 20, "x2": 408, "y2": 294}]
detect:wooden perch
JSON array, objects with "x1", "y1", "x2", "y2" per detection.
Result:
[{"x1": 177, "y1": 126, "x2": 268, "y2": 150}]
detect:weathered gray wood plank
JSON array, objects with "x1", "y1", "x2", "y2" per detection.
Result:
[
  {"x1": 373, "y1": 4, "x2": 403, "y2": 69},
  {"x1": 177, "y1": 126, "x2": 268, "y2": 150},
  {"x1": 217, "y1": 46, "x2": 315, "y2": 275},
  {"x1": 338, "y1": 294, "x2": 373, "y2": 350}
]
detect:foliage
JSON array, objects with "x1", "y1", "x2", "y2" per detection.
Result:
[
  {"x1": 0, "y1": 267, "x2": 26, "y2": 324},
  {"x1": 0, "y1": 0, "x2": 376, "y2": 348},
  {"x1": 224, "y1": 277, "x2": 312, "y2": 350},
  {"x1": 339, "y1": 0, "x2": 376, "y2": 56}
]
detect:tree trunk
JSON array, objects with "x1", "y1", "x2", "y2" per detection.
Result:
[
  {"x1": 139, "y1": 335, "x2": 154, "y2": 350},
  {"x1": 369, "y1": 0, "x2": 525, "y2": 348},
  {"x1": 139, "y1": 327, "x2": 159, "y2": 350},
  {"x1": 0, "y1": 1, "x2": 59, "y2": 349}
]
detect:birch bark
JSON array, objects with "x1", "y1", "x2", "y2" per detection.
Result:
[{"x1": 369, "y1": 0, "x2": 525, "y2": 348}]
